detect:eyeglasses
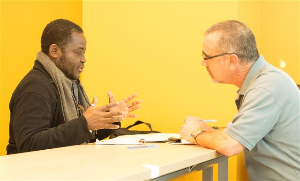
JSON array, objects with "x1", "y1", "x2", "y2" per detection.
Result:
[{"x1": 202, "y1": 52, "x2": 236, "y2": 60}]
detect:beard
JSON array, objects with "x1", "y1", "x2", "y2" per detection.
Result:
[{"x1": 57, "y1": 54, "x2": 79, "y2": 80}]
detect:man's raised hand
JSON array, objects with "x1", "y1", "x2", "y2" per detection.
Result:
[
  {"x1": 108, "y1": 91, "x2": 142, "y2": 118},
  {"x1": 83, "y1": 97, "x2": 124, "y2": 130}
]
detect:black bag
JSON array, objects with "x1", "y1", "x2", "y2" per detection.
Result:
[{"x1": 110, "y1": 120, "x2": 160, "y2": 139}]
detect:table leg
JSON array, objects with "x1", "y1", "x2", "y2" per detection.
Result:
[
  {"x1": 202, "y1": 166, "x2": 213, "y2": 181},
  {"x1": 218, "y1": 157, "x2": 228, "y2": 181}
]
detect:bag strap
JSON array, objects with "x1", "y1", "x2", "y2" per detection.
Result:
[{"x1": 126, "y1": 120, "x2": 153, "y2": 131}]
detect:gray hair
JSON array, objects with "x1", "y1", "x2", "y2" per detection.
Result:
[{"x1": 205, "y1": 20, "x2": 259, "y2": 63}]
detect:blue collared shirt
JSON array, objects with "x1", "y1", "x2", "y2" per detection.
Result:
[{"x1": 225, "y1": 55, "x2": 300, "y2": 180}]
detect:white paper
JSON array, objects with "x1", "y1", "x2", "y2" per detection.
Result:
[
  {"x1": 169, "y1": 139, "x2": 195, "y2": 145},
  {"x1": 96, "y1": 136, "x2": 143, "y2": 145}
]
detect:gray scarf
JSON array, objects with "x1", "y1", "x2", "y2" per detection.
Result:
[{"x1": 36, "y1": 51, "x2": 90, "y2": 122}]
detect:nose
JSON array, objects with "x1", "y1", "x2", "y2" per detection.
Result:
[
  {"x1": 81, "y1": 54, "x2": 86, "y2": 63},
  {"x1": 201, "y1": 60, "x2": 207, "y2": 66}
]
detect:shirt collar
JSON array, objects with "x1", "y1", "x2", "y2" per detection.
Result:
[{"x1": 238, "y1": 55, "x2": 267, "y2": 95}]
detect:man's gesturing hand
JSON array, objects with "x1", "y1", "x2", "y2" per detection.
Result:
[
  {"x1": 108, "y1": 91, "x2": 142, "y2": 118},
  {"x1": 83, "y1": 97, "x2": 124, "y2": 130}
]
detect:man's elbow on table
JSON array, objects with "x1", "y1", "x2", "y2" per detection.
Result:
[{"x1": 214, "y1": 132, "x2": 245, "y2": 157}]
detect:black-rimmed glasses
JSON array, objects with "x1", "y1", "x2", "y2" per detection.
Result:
[{"x1": 202, "y1": 52, "x2": 236, "y2": 60}]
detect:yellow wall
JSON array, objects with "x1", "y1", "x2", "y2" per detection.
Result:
[
  {"x1": 0, "y1": 0, "x2": 2, "y2": 156},
  {"x1": 0, "y1": 0, "x2": 82, "y2": 156},
  {"x1": 0, "y1": 0, "x2": 299, "y2": 181},
  {"x1": 238, "y1": 0, "x2": 299, "y2": 83},
  {"x1": 0, "y1": 0, "x2": 2, "y2": 158},
  {"x1": 82, "y1": 0, "x2": 239, "y2": 131},
  {"x1": 259, "y1": 1, "x2": 299, "y2": 83}
]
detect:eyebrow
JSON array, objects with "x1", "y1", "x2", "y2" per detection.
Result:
[{"x1": 75, "y1": 47, "x2": 85, "y2": 51}]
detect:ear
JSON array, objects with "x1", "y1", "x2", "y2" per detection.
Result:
[
  {"x1": 228, "y1": 54, "x2": 239, "y2": 71},
  {"x1": 48, "y1": 44, "x2": 61, "y2": 59}
]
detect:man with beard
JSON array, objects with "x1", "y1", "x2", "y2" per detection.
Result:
[{"x1": 7, "y1": 19, "x2": 141, "y2": 154}]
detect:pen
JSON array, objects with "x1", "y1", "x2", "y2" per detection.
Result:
[
  {"x1": 127, "y1": 145, "x2": 157, "y2": 149},
  {"x1": 202, "y1": 119, "x2": 217, "y2": 122},
  {"x1": 186, "y1": 116, "x2": 217, "y2": 123}
]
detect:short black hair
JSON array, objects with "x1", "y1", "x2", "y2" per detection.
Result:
[{"x1": 41, "y1": 19, "x2": 83, "y2": 55}]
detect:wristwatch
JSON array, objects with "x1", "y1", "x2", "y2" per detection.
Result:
[{"x1": 191, "y1": 129, "x2": 206, "y2": 145}]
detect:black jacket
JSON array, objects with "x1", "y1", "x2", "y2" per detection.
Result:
[{"x1": 7, "y1": 60, "x2": 113, "y2": 154}]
